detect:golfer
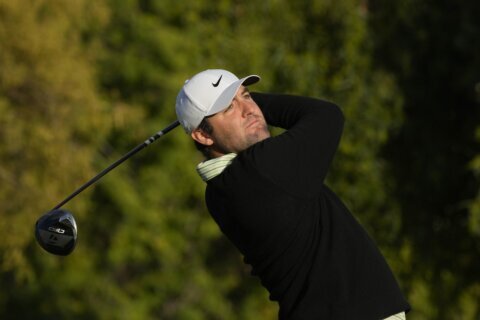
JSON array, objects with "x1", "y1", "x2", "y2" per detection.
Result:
[{"x1": 175, "y1": 69, "x2": 410, "y2": 319}]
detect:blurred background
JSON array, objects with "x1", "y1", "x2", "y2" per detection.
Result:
[{"x1": 1, "y1": 0, "x2": 479, "y2": 319}]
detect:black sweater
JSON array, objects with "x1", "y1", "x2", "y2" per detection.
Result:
[{"x1": 204, "y1": 92, "x2": 410, "y2": 319}]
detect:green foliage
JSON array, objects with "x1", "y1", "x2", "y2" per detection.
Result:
[
  {"x1": 0, "y1": 0, "x2": 478, "y2": 319},
  {"x1": 370, "y1": 0, "x2": 480, "y2": 318},
  {"x1": 0, "y1": 0, "x2": 108, "y2": 272}
]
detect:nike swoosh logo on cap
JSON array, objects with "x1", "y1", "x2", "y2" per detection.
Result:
[{"x1": 212, "y1": 75, "x2": 222, "y2": 87}]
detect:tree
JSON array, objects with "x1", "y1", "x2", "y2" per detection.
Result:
[
  {"x1": 0, "y1": 0, "x2": 112, "y2": 318},
  {"x1": 369, "y1": 0, "x2": 480, "y2": 318},
  {"x1": 1, "y1": 0, "x2": 416, "y2": 318}
]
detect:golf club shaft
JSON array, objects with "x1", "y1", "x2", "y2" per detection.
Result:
[{"x1": 52, "y1": 120, "x2": 180, "y2": 211}]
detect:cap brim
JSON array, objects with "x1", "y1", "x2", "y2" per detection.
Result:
[{"x1": 206, "y1": 75, "x2": 260, "y2": 117}]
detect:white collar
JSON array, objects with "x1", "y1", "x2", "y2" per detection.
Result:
[{"x1": 196, "y1": 153, "x2": 237, "y2": 182}]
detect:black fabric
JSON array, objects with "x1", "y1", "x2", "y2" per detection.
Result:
[{"x1": 204, "y1": 92, "x2": 410, "y2": 319}]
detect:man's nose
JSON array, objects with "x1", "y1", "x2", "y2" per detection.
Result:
[{"x1": 241, "y1": 101, "x2": 256, "y2": 117}]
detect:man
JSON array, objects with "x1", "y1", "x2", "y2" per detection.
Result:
[{"x1": 175, "y1": 69, "x2": 410, "y2": 319}]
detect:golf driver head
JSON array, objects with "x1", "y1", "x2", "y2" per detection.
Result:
[{"x1": 35, "y1": 209, "x2": 77, "y2": 256}]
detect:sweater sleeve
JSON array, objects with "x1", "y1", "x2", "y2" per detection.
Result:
[{"x1": 247, "y1": 92, "x2": 344, "y2": 198}]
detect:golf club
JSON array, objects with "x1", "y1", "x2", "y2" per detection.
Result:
[{"x1": 35, "y1": 120, "x2": 180, "y2": 256}]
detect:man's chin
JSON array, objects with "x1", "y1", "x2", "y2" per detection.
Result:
[
  {"x1": 248, "y1": 130, "x2": 270, "y2": 146},
  {"x1": 256, "y1": 125, "x2": 271, "y2": 141}
]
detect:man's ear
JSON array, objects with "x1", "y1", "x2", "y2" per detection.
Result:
[{"x1": 191, "y1": 129, "x2": 214, "y2": 146}]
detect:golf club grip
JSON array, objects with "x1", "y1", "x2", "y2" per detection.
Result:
[{"x1": 52, "y1": 120, "x2": 180, "y2": 211}]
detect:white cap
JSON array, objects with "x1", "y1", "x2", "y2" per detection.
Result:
[{"x1": 175, "y1": 69, "x2": 260, "y2": 133}]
